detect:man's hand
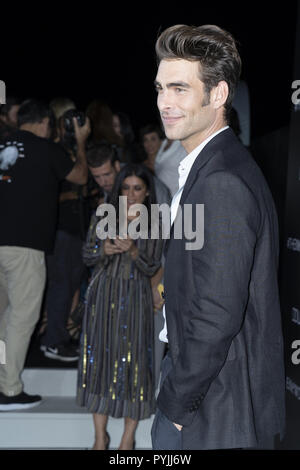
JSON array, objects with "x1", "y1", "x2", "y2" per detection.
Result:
[
  {"x1": 73, "y1": 116, "x2": 91, "y2": 146},
  {"x1": 173, "y1": 423, "x2": 182, "y2": 431}
]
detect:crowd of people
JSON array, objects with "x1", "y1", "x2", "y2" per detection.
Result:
[{"x1": 0, "y1": 94, "x2": 182, "y2": 449}]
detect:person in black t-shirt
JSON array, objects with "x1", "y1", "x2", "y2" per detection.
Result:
[
  {"x1": 0, "y1": 99, "x2": 89, "y2": 411},
  {"x1": 40, "y1": 107, "x2": 93, "y2": 362}
]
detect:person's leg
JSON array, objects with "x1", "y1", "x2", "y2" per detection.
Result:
[
  {"x1": 247, "y1": 434, "x2": 275, "y2": 450},
  {"x1": 43, "y1": 230, "x2": 74, "y2": 347},
  {"x1": 0, "y1": 270, "x2": 9, "y2": 342},
  {"x1": 151, "y1": 352, "x2": 182, "y2": 450},
  {"x1": 92, "y1": 413, "x2": 109, "y2": 450},
  {"x1": 119, "y1": 417, "x2": 138, "y2": 450},
  {"x1": 67, "y1": 234, "x2": 84, "y2": 340},
  {"x1": 0, "y1": 269, "x2": 9, "y2": 317},
  {"x1": 69, "y1": 234, "x2": 84, "y2": 302},
  {"x1": 151, "y1": 407, "x2": 182, "y2": 450},
  {"x1": 0, "y1": 246, "x2": 46, "y2": 396}
]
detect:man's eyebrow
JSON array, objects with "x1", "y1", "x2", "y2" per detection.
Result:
[{"x1": 154, "y1": 80, "x2": 190, "y2": 88}]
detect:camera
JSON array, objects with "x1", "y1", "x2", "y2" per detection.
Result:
[{"x1": 62, "y1": 109, "x2": 86, "y2": 151}]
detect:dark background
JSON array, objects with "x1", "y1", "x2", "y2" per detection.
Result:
[
  {"x1": 1, "y1": 3, "x2": 298, "y2": 140},
  {"x1": 4, "y1": 4, "x2": 300, "y2": 449}
]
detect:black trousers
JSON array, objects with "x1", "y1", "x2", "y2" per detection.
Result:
[
  {"x1": 151, "y1": 353, "x2": 182, "y2": 450},
  {"x1": 43, "y1": 230, "x2": 83, "y2": 347},
  {"x1": 151, "y1": 353, "x2": 275, "y2": 451}
]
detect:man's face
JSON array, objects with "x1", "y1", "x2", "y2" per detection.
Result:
[
  {"x1": 7, "y1": 105, "x2": 20, "y2": 127},
  {"x1": 155, "y1": 59, "x2": 216, "y2": 152},
  {"x1": 121, "y1": 175, "x2": 149, "y2": 213},
  {"x1": 0, "y1": 104, "x2": 20, "y2": 127},
  {"x1": 37, "y1": 117, "x2": 51, "y2": 138},
  {"x1": 90, "y1": 160, "x2": 118, "y2": 194}
]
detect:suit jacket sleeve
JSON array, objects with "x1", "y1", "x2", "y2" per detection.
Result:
[{"x1": 157, "y1": 170, "x2": 261, "y2": 426}]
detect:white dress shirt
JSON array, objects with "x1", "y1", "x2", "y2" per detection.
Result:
[
  {"x1": 159, "y1": 126, "x2": 229, "y2": 343},
  {"x1": 155, "y1": 139, "x2": 187, "y2": 197}
]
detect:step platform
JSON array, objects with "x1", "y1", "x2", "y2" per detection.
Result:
[{"x1": 0, "y1": 368, "x2": 154, "y2": 449}]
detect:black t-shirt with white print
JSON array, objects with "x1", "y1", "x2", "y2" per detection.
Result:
[{"x1": 0, "y1": 129, "x2": 75, "y2": 253}]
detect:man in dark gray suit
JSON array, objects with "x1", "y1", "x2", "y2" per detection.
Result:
[{"x1": 151, "y1": 24, "x2": 286, "y2": 450}]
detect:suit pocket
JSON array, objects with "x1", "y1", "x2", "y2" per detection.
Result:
[{"x1": 160, "y1": 410, "x2": 182, "y2": 434}]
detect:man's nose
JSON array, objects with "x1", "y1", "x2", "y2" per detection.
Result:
[
  {"x1": 157, "y1": 90, "x2": 173, "y2": 111},
  {"x1": 99, "y1": 177, "x2": 106, "y2": 187}
]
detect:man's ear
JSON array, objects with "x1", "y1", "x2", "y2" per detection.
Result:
[
  {"x1": 211, "y1": 81, "x2": 229, "y2": 110},
  {"x1": 114, "y1": 160, "x2": 121, "y2": 173}
]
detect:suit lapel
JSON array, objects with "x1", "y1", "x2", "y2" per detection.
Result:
[
  {"x1": 164, "y1": 128, "x2": 234, "y2": 256},
  {"x1": 180, "y1": 128, "x2": 233, "y2": 205}
]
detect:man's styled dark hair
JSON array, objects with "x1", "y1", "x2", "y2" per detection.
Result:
[
  {"x1": 155, "y1": 24, "x2": 242, "y2": 121},
  {"x1": 86, "y1": 142, "x2": 119, "y2": 168},
  {"x1": 17, "y1": 99, "x2": 54, "y2": 128}
]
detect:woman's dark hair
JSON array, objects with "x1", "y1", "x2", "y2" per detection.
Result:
[
  {"x1": 139, "y1": 123, "x2": 164, "y2": 142},
  {"x1": 86, "y1": 100, "x2": 123, "y2": 146},
  {"x1": 155, "y1": 24, "x2": 241, "y2": 122},
  {"x1": 113, "y1": 111, "x2": 135, "y2": 145},
  {"x1": 113, "y1": 111, "x2": 147, "y2": 164},
  {"x1": 110, "y1": 163, "x2": 157, "y2": 223}
]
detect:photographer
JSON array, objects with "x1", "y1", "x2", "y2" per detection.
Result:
[
  {"x1": 0, "y1": 99, "x2": 89, "y2": 410},
  {"x1": 40, "y1": 109, "x2": 91, "y2": 362}
]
